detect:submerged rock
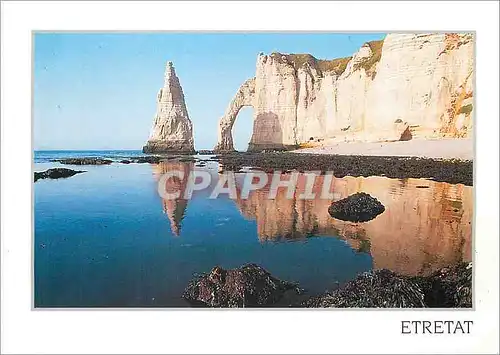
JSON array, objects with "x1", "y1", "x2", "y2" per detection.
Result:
[
  {"x1": 183, "y1": 264, "x2": 302, "y2": 307},
  {"x1": 53, "y1": 158, "x2": 112, "y2": 165},
  {"x1": 328, "y1": 192, "x2": 385, "y2": 222},
  {"x1": 303, "y1": 269, "x2": 427, "y2": 308},
  {"x1": 120, "y1": 159, "x2": 131, "y2": 164},
  {"x1": 34, "y1": 168, "x2": 85, "y2": 182}
]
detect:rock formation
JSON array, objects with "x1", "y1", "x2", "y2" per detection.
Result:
[
  {"x1": 215, "y1": 33, "x2": 474, "y2": 152},
  {"x1": 53, "y1": 158, "x2": 112, "y2": 165},
  {"x1": 216, "y1": 78, "x2": 255, "y2": 152},
  {"x1": 34, "y1": 168, "x2": 85, "y2": 182},
  {"x1": 182, "y1": 262, "x2": 472, "y2": 308},
  {"x1": 328, "y1": 192, "x2": 385, "y2": 222},
  {"x1": 303, "y1": 262, "x2": 472, "y2": 308},
  {"x1": 183, "y1": 264, "x2": 302, "y2": 307},
  {"x1": 143, "y1": 62, "x2": 195, "y2": 154}
]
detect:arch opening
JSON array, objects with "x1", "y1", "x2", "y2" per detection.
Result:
[
  {"x1": 232, "y1": 106, "x2": 254, "y2": 151},
  {"x1": 214, "y1": 77, "x2": 256, "y2": 152}
]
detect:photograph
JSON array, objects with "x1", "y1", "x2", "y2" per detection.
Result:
[
  {"x1": 33, "y1": 31, "x2": 474, "y2": 309},
  {"x1": 2, "y1": 1, "x2": 499, "y2": 354}
]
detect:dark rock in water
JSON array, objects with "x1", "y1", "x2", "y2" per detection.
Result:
[
  {"x1": 411, "y1": 262, "x2": 472, "y2": 308},
  {"x1": 120, "y1": 160, "x2": 131, "y2": 164},
  {"x1": 34, "y1": 168, "x2": 85, "y2": 182},
  {"x1": 328, "y1": 192, "x2": 385, "y2": 222},
  {"x1": 302, "y1": 269, "x2": 427, "y2": 308},
  {"x1": 133, "y1": 156, "x2": 164, "y2": 164},
  {"x1": 53, "y1": 157, "x2": 112, "y2": 165},
  {"x1": 183, "y1": 264, "x2": 302, "y2": 307},
  {"x1": 197, "y1": 150, "x2": 215, "y2": 155},
  {"x1": 179, "y1": 157, "x2": 196, "y2": 163}
]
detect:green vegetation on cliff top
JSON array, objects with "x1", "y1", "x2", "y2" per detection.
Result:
[
  {"x1": 352, "y1": 39, "x2": 384, "y2": 78},
  {"x1": 269, "y1": 37, "x2": 385, "y2": 78},
  {"x1": 270, "y1": 52, "x2": 351, "y2": 76}
]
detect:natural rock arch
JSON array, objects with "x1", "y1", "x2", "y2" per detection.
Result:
[{"x1": 214, "y1": 78, "x2": 256, "y2": 152}]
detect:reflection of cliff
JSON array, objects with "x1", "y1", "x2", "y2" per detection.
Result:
[
  {"x1": 152, "y1": 161, "x2": 193, "y2": 236},
  {"x1": 235, "y1": 174, "x2": 472, "y2": 276}
]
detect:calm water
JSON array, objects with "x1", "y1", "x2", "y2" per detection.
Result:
[{"x1": 34, "y1": 150, "x2": 472, "y2": 307}]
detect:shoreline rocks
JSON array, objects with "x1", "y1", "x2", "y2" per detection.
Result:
[
  {"x1": 52, "y1": 158, "x2": 112, "y2": 165},
  {"x1": 305, "y1": 262, "x2": 472, "y2": 308},
  {"x1": 410, "y1": 263, "x2": 472, "y2": 308},
  {"x1": 183, "y1": 264, "x2": 302, "y2": 307},
  {"x1": 197, "y1": 150, "x2": 216, "y2": 155},
  {"x1": 34, "y1": 168, "x2": 85, "y2": 182},
  {"x1": 183, "y1": 262, "x2": 472, "y2": 308},
  {"x1": 302, "y1": 269, "x2": 427, "y2": 308},
  {"x1": 214, "y1": 152, "x2": 473, "y2": 186},
  {"x1": 328, "y1": 192, "x2": 385, "y2": 222}
]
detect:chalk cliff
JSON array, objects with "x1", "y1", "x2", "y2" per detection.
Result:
[
  {"x1": 215, "y1": 33, "x2": 474, "y2": 152},
  {"x1": 143, "y1": 62, "x2": 195, "y2": 154}
]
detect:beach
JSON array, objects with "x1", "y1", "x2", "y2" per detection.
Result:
[{"x1": 292, "y1": 138, "x2": 474, "y2": 160}]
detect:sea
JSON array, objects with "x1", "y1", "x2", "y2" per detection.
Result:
[{"x1": 34, "y1": 150, "x2": 472, "y2": 307}]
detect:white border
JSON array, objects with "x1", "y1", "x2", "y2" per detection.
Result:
[{"x1": 1, "y1": 1, "x2": 499, "y2": 354}]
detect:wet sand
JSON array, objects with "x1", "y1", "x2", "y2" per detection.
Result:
[{"x1": 293, "y1": 138, "x2": 473, "y2": 160}]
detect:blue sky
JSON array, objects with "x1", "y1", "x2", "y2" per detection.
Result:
[{"x1": 34, "y1": 32, "x2": 385, "y2": 151}]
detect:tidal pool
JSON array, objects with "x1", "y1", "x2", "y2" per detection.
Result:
[{"x1": 34, "y1": 151, "x2": 472, "y2": 307}]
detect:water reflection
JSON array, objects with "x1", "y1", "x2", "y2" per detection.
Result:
[
  {"x1": 152, "y1": 161, "x2": 193, "y2": 236},
  {"x1": 153, "y1": 160, "x2": 472, "y2": 276}
]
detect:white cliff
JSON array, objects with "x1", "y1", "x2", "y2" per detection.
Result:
[
  {"x1": 215, "y1": 33, "x2": 474, "y2": 152},
  {"x1": 143, "y1": 61, "x2": 195, "y2": 153},
  {"x1": 215, "y1": 78, "x2": 255, "y2": 152}
]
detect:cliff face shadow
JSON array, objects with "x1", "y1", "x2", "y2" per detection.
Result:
[{"x1": 248, "y1": 112, "x2": 286, "y2": 151}]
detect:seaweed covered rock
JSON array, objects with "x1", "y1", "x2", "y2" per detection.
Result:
[
  {"x1": 183, "y1": 264, "x2": 302, "y2": 307},
  {"x1": 303, "y1": 269, "x2": 426, "y2": 308},
  {"x1": 328, "y1": 192, "x2": 385, "y2": 222},
  {"x1": 53, "y1": 158, "x2": 112, "y2": 165},
  {"x1": 412, "y1": 262, "x2": 472, "y2": 308},
  {"x1": 133, "y1": 156, "x2": 165, "y2": 164},
  {"x1": 197, "y1": 150, "x2": 215, "y2": 155},
  {"x1": 302, "y1": 263, "x2": 472, "y2": 308},
  {"x1": 215, "y1": 152, "x2": 473, "y2": 185},
  {"x1": 34, "y1": 168, "x2": 85, "y2": 182}
]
